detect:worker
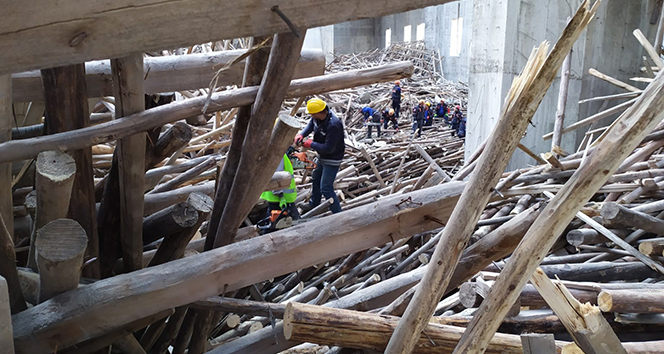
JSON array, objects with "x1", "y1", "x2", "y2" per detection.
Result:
[
  {"x1": 435, "y1": 99, "x2": 449, "y2": 122},
  {"x1": 451, "y1": 105, "x2": 463, "y2": 137},
  {"x1": 294, "y1": 98, "x2": 344, "y2": 214},
  {"x1": 457, "y1": 116, "x2": 467, "y2": 138},
  {"x1": 383, "y1": 108, "x2": 399, "y2": 130},
  {"x1": 424, "y1": 102, "x2": 434, "y2": 127},
  {"x1": 361, "y1": 106, "x2": 382, "y2": 139},
  {"x1": 412, "y1": 100, "x2": 426, "y2": 137},
  {"x1": 392, "y1": 80, "x2": 402, "y2": 118},
  {"x1": 258, "y1": 150, "x2": 299, "y2": 234}
]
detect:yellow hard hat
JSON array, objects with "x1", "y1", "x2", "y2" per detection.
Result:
[
  {"x1": 306, "y1": 98, "x2": 327, "y2": 114},
  {"x1": 389, "y1": 108, "x2": 395, "y2": 115},
  {"x1": 426, "y1": 101, "x2": 431, "y2": 106}
]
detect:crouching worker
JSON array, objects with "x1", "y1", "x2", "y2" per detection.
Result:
[
  {"x1": 361, "y1": 106, "x2": 382, "y2": 139},
  {"x1": 294, "y1": 98, "x2": 345, "y2": 214},
  {"x1": 257, "y1": 151, "x2": 299, "y2": 234}
]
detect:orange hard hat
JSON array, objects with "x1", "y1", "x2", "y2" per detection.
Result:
[{"x1": 395, "y1": 80, "x2": 401, "y2": 85}]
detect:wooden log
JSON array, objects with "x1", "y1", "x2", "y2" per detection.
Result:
[
  {"x1": 566, "y1": 228, "x2": 628, "y2": 247},
  {"x1": 551, "y1": 38, "x2": 572, "y2": 155},
  {"x1": 150, "y1": 156, "x2": 216, "y2": 194},
  {"x1": 11, "y1": 49, "x2": 324, "y2": 102},
  {"x1": 41, "y1": 64, "x2": 99, "y2": 279},
  {"x1": 414, "y1": 144, "x2": 450, "y2": 182},
  {"x1": 114, "y1": 335, "x2": 147, "y2": 354},
  {"x1": 0, "y1": 276, "x2": 15, "y2": 354},
  {"x1": 602, "y1": 202, "x2": 664, "y2": 235},
  {"x1": 0, "y1": 212, "x2": 26, "y2": 314},
  {"x1": 112, "y1": 53, "x2": 146, "y2": 273},
  {"x1": 521, "y1": 333, "x2": 556, "y2": 354},
  {"x1": 0, "y1": 62, "x2": 414, "y2": 164},
  {"x1": 360, "y1": 147, "x2": 387, "y2": 188},
  {"x1": 35, "y1": 219, "x2": 88, "y2": 303},
  {"x1": 387, "y1": 5, "x2": 598, "y2": 349},
  {"x1": 633, "y1": 29, "x2": 664, "y2": 70},
  {"x1": 205, "y1": 35, "x2": 271, "y2": 251},
  {"x1": 542, "y1": 98, "x2": 638, "y2": 140},
  {"x1": 150, "y1": 307, "x2": 188, "y2": 354},
  {"x1": 301, "y1": 198, "x2": 333, "y2": 219},
  {"x1": 0, "y1": 75, "x2": 12, "y2": 245},
  {"x1": 10, "y1": 182, "x2": 464, "y2": 353},
  {"x1": 588, "y1": 68, "x2": 641, "y2": 92},
  {"x1": 530, "y1": 268, "x2": 626, "y2": 354},
  {"x1": 146, "y1": 122, "x2": 193, "y2": 168},
  {"x1": 282, "y1": 302, "x2": 567, "y2": 354},
  {"x1": 639, "y1": 239, "x2": 664, "y2": 256},
  {"x1": 27, "y1": 151, "x2": 76, "y2": 270},
  {"x1": 142, "y1": 202, "x2": 198, "y2": 246},
  {"x1": 454, "y1": 15, "x2": 664, "y2": 352},
  {"x1": 598, "y1": 289, "x2": 664, "y2": 314}
]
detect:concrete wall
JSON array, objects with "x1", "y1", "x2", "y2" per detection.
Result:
[
  {"x1": 466, "y1": 0, "x2": 658, "y2": 170},
  {"x1": 303, "y1": 25, "x2": 335, "y2": 63},
  {"x1": 333, "y1": 19, "x2": 378, "y2": 54},
  {"x1": 378, "y1": 9, "x2": 427, "y2": 47}
]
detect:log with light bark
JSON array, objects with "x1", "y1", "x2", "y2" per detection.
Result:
[
  {"x1": 112, "y1": 53, "x2": 146, "y2": 273},
  {"x1": 204, "y1": 35, "x2": 271, "y2": 251},
  {"x1": 212, "y1": 31, "x2": 305, "y2": 247},
  {"x1": 386, "y1": 4, "x2": 599, "y2": 348},
  {"x1": 601, "y1": 201, "x2": 664, "y2": 235},
  {"x1": 0, "y1": 212, "x2": 25, "y2": 314},
  {"x1": 414, "y1": 144, "x2": 450, "y2": 182},
  {"x1": 10, "y1": 181, "x2": 464, "y2": 353},
  {"x1": 11, "y1": 49, "x2": 324, "y2": 102},
  {"x1": 454, "y1": 17, "x2": 664, "y2": 354},
  {"x1": 598, "y1": 289, "x2": 664, "y2": 314},
  {"x1": 41, "y1": 64, "x2": 99, "y2": 279},
  {"x1": 27, "y1": 151, "x2": 76, "y2": 270},
  {"x1": 35, "y1": 219, "x2": 88, "y2": 303},
  {"x1": 0, "y1": 62, "x2": 414, "y2": 164},
  {"x1": 0, "y1": 276, "x2": 14, "y2": 354},
  {"x1": 150, "y1": 156, "x2": 216, "y2": 194},
  {"x1": 282, "y1": 302, "x2": 567, "y2": 354},
  {"x1": 0, "y1": 75, "x2": 12, "y2": 245},
  {"x1": 530, "y1": 268, "x2": 626, "y2": 354}
]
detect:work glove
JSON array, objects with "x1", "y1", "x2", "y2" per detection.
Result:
[
  {"x1": 294, "y1": 134, "x2": 304, "y2": 145},
  {"x1": 302, "y1": 139, "x2": 313, "y2": 148}
]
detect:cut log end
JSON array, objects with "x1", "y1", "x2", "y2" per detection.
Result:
[
  {"x1": 284, "y1": 302, "x2": 295, "y2": 340},
  {"x1": 600, "y1": 202, "x2": 621, "y2": 221},
  {"x1": 597, "y1": 291, "x2": 613, "y2": 312},
  {"x1": 36, "y1": 150, "x2": 76, "y2": 182},
  {"x1": 35, "y1": 219, "x2": 88, "y2": 262},
  {"x1": 277, "y1": 113, "x2": 302, "y2": 130}
]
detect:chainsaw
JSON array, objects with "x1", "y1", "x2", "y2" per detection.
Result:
[{"x1": 287, "y1": 146, "x2": 316, "y2": 170}]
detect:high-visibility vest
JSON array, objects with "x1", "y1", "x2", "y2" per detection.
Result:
[{"x1": 260, "y1": 155, "x2": 297, "y2": 206}]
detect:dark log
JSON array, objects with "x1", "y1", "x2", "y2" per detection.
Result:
[
  {"x1": 212, "y1": 31, "x2": 305, "y2": 247},
  {"x1": 566, "y1": 228, "x2": 629, "y2": 246},
  {"x1": 12, "y1": 49, "x2": 324, "y2": 102},
  {"x1": 0, "y1": 276, "x2": 14, "y2": 353},
  {"x1": 35, "y1": 219, "x2": 87, "y2": 303},
  {"x1": 0, "y1": 62, "x2": 414, "y2": 164},
  {"x1": 11, "y1": 182, "x2": 464, "y2": 353},
  {"x1": 172, "y1": 309, "x2": 196, "y2": 354},
  {"x1": 142, "y1": 202, "x2": 198, "y2": 246},
  {"x1": 41, "y1": 64, "x2": 99, "y2": 279},
  {"x1": 191, "y1": 297, "x2": 287, "y2": 318},
  {"x1": 484, "y1": 262, "x2": 660, "y2": 282},
  {"x1": 188, "y1": 309, "x2": 214, "y2": 354},
  {"x1": 149, "y1": 307, "x2": 188, "y2": 354},
  {"x1": 602, "y1": 202, "x2": 664, "y2": 235}
]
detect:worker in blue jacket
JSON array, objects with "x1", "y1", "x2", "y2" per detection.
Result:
[
  {"x1": 457, "y1": 116, "x2": 467, "y2": 138},
  {"x1": 412, "y1": 100, "x2": 426, "y2": 137},
  {"x1": 294, "y1": 98, "x2": 345, "y2": 214},
  {"x1": 436, "y1": 99, "x2": 449, "y2": 122},
  {"x1": 451, "y1": 105, "x2": 463, "y2": 137},
  {"x1": 392, "y1": 80, "x2": 402, "y2": 118},
  {"x1": 361, "y1": 106, "x2": 382, "y2": 139}
]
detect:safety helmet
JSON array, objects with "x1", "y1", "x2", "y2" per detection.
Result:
[
  {"x1": 389, "y1": 108, "x2": 395, "y2": 115},
  {"x1": 456, "y1": 105, "x2": 461, "y2": 110},
  {"x1": 306, "y1": 98, "x2": 327, "y2": 114},
  {"x1": 426, "y1": 102, "x2": 431, "y2": 107},
  {"x1": 419, "y1": 100, "x2": 425, "y2": 105},
  {"x1": 395, "y1": 80, "x2": 401, "y2": 85}
]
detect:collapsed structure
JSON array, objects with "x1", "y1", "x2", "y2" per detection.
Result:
[{"x1": 2, "y1": 0, "x2": 664, "y2": 354}]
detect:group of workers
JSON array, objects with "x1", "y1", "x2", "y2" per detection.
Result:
[{"x1": 259, "y1": 81, "x2": 467, "y2": 233}]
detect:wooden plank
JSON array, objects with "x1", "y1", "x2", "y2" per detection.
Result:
[
  {"x1": 11, "y1": 49, "x2": 324, "y2": 102},
  {"x1": 0, "y1": 0, "x2": 454, "y2": 75},
  {"x1": 452, "y1": 38, "x2": 664, "y2": 354},
  {"x1": 0, "y1": 61, "x2": 413, "y2": 165},
  {"x1": 552, "y1": 40, "x2": 572, "y2": 154},
  {"x1": 384, "y1": 2, "x2": 601, "y2": 353},
  {"x1": 633, "y1": 29, "x2": 664, "y2": 70},
  {"x1": 0, "y1": 276, "x2": 14, "y2": 354},
  {"x1": 10, "y1": 182, "x2": 464, "y2": 354},
  {"x1": 360, "y1": 147, "x2": 387, "y2": 188},
  {"x1": 112, "y1": 53, "x2": 146, "y2": 273},
  {"x1": 520, "y1": 333, "x2": 556, "y2": 354}
]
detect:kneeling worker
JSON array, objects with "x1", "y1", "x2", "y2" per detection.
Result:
[
  {"x1": 294, "y1": 98, "x2": 345, "y2": 214},
  {"x1": 258, "y1": 150, "x2": 299, "y2": 234}
]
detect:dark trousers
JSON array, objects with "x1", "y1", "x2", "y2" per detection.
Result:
[
  {"x1": 310, "y1": 162, "x2": 342, "y2": 213},
  {"x1": 367, "y1": 123, "x2": 381, "y2": 138},
  {"x1": 392, "y1": 102, "x2": 401, "y2": 118},
  {"x1": 412, "y1": 119, "x2": 423, "y2": 137},
  {"x1": 384, "y1": 118, "x2": 398, "y2": 130}
]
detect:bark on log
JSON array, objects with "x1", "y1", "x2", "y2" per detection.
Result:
[
  {"x1": 283, "y1": 302, "x2": 567, "y2": 354},
  {"x1": 41, "y1": 64, "x2": 99, "y2": 279},
  {"x1": 35, "y1": 219, "x2": 88, "y2": 303},
  {"x1": 386, "y1": 3, "x2": 598, "y2": 351},
  {"x1": 11, "y1": 49, "x2": 324, "y2": 102},
  {"x1": 142, "y1": 202, "x2": 198, "y2": 246},
  {"x1": 205, "y1": 35, "x2": 271, "y2": 251},
  {"x1": 598, "y1": 289, "x2": 664, "y2": 314},
  {"x1": 455, "y1": 11, "x2": 664, "y2": 352},
  {"x1": 112, "y1": 53, "x2": 146, "y2": 273},
  {"x1": 0, "y1": 212, "x2": 26, "y2": 313},
  {"x1": 0, "y1": 62, "x2": 414, "y2": 164},
  {"x1": 0, "y1": 276, "x2": 15, "y2": 354},
  {"x1": 639, "y1": 239, "x2": 664, "y2": 256},
  {"x1": 602, "y1": 202, "x2": 664, "y2": 235},
  {"x1": 27, "y1": 151, "x2": 76, "y2": 271},
  {"x1": 11, "y1": 182, "x2": 464, "y2": 353}
]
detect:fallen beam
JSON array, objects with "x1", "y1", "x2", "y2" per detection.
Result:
[
  {"x1": 10, "y1": 181, "x2": 464, "y2": 353},
  {"x1": 11, "y1": 49, "x2": 325, "y2": 102},
  {"x1": 0, "y1": 0, "x2": 452, "y2": 75},
  {"x1": 0, "y1": 62, "x2": 414, "y2": 164}
]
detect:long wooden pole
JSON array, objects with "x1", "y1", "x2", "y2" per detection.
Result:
[
  {"x1": 385, "y1": 3, "x2": 600, "y2": 353},
  {"x1": 0, "y1": 62, "x2": 413, "y2": 165},
  {"x1": 0, "y1": 277, "x2": 14, "y2": 354},
  {"x1": 0, "y1": 75, "x2": 12, "y2": 243},
  {"x1": 552, "y1": 25, "x2": 572, "y2": 155},
  {"x1": 11, "y1": 182, "x2": 464, "y2": 354},
  {"x1": 453, "y1": 51, "x2": 664, "y2": 354},
  {"x1": 112, "y1": 53, "x2": 146, "y2": 273}
]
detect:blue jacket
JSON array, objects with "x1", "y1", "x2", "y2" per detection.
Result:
[
  {"x1": 392, "y1": 85, "x2": 401, "y2": 103},
  {"x1": 457, "y1": 117, "x2": 467, "y2": 138},
  {"x1": 362, "y1": 107, "x2": 381, "y2": 123},
  {"x1": 412, "y1": 105, "x2": 426, "y2": 121},
  {"x1": 436, "y1": 103, "x2": 448, "y2": 117},
  {"x1": 299, "y1": 111, "x2": 345, "y2": 166}
]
